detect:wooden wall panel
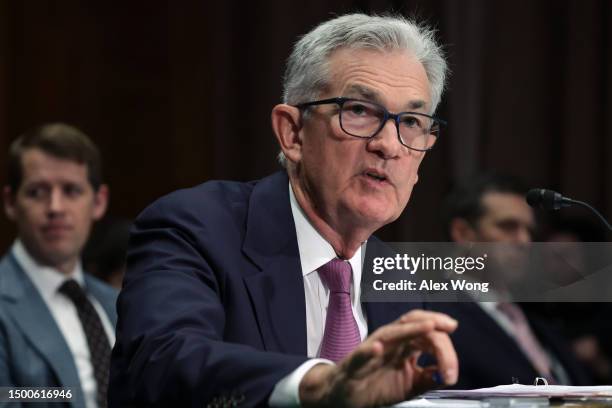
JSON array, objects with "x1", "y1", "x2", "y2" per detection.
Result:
[{"x1": 0, "y1": 0, "x2": 611, "y2": 250}]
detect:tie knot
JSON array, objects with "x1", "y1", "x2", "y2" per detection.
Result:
[
  {"x1": 58, "y1": 279, "x2": 88, "y2": 306},
  {"x1": 318, "y1": 258, "x2": 352, "y2": 293}
]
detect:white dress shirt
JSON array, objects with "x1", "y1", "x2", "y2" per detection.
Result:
[
  {"x1": 12, "y1": 240, "x2": 115, "y2": 408},
  {"x1": 269, "y1": 184, "x2": 368, "y2": 405}
]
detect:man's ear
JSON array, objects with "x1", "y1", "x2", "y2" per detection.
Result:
[
  {"x1": 92, "y1": 184, "x2": 109, "y2": 221},
  {"x1": 3, "y1": 186, "x2": 16, "y2": 221},
  {"x1": 271, "y1": 104, "x2": 303, "y2": 164},
  {"x1": 450, "y1": 217, "x2": 477, "y2": 243}
]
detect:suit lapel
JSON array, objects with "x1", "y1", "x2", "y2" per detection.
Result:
[
  {"x1": 242, "y1": 172, "x2": 307, "y2": 356},
  {"x1": 85, "y1": 275, "x2": 118, "y2": 326},
  {"x1": 0, "y1": 254, "x2": 86, "y2": 406}
]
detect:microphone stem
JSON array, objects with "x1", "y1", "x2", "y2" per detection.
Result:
[{"x1": 569, "y1": 199, "x2": 612, "y2": 231}]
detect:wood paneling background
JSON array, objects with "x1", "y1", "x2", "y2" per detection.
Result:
[{"x1": 0, "y1": 0, "x2": 610, "y2": 249}]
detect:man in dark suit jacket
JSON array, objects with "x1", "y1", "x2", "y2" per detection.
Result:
[
  {"x1": 432, "y1": 301, "x2": 590, "y2": 388},
  {"x1": 110, "y1": 13, "x2": 460, "y2": 408},
  {"x1": 433, "y1": 173, "x2": 590, "y2": 388},
  {"x1": 0, "y1": 123, "x2": 118, "y2": 408}
]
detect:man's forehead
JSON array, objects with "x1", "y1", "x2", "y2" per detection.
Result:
[
  {"x1": 481, "y1": 192, "x2": 534, "y2": 221},
  {"x1": 344, "y1": 84, "x2": 427, "y2": 111},
  {"x1": 21, "y1": 149, "x2": 88, "y2": 182},
  {"x1": 22, "y1": 148, "x2": 85, "y2": 167},
  {"x1": 327, "y1": 48, "x2": 431, "y2": 110}
]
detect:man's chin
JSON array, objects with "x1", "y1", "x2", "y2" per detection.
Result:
[
  {"x1": 351, "y1": 205, "x2": 396, "y2": 229},
  {"x1": 36, "y1": 246, "x2": 80, "y2": 270}
]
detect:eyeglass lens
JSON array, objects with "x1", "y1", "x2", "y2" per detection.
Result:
[{"x1": 339, "y1": 99, "x2": 438, "y2": 151}]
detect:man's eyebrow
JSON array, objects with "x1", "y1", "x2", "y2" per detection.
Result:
[
  {"x1": 344, "y1": 84, "x2": 428, "y2": 111},
  {"x1": 407, "y1": 100, "x2": 426, "y2": 111},
  {"x1": 345, "y1": 84, "x2": 382, "y2": 102}
]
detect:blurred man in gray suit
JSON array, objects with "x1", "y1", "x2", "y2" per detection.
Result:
[{"x1": 0, "y1": 123, "x2": 117, "y2": 408}]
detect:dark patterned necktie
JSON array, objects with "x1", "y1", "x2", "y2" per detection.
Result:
[{"x1": 59, "y1": 279, "x2": 111, "y2": 408}]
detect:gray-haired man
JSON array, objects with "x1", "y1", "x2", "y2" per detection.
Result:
[{"x1": 110, "y1": 13, "x2": 458, "y2": 407}]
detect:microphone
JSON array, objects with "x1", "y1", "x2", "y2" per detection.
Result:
[
  {"x1": 526, "y1": 189, "x2": 571, "y2": 210},
  {"x1": 526, "y1": 188, "x2": 612, "y2": 231}
]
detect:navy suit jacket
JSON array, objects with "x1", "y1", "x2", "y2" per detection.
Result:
[
  {"x1": 429, "y1": 302, "x2": 591, "y2": 388},
  {"x1": 0, "y1": 252, "x2": 118, "y2": 408},
  {"x1": 109, "y1": 171, "x2": 422, "y2": 407}
]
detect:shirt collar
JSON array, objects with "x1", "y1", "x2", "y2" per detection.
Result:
[
  {"x1": 12, "y1": 240, "x2": 85, "y2": 302},
  {"x1": 289, "y1": 182, "x2": 363, "y2": 278},
  {"x1": 479, "y1": 301, "x2": 500, "y2": 312}
]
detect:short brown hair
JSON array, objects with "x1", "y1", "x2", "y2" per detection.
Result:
[{"x1": 7, "y1": 123, "x2": 103, "y2": 192}]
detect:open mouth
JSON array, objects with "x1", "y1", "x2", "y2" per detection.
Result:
[{"x1": 364, "y1": 170, "x2": 388, "y2": 183}]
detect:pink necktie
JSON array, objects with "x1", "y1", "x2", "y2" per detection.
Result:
[
  {"x1": 318, "y1": 258, "x2": 361, "y2": 362},
  {"x1": 497, "y1": 302, "x2": 554, "y2": 379}
]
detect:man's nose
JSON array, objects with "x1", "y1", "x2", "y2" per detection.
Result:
[
  {"x1": 48, "y1": 188, "x2": 66, "y2": 215},
  {"x1": 366, "y1": 119, "x2": 402, "y2": 159},
  {"x1": 515, "y1": 227, "x2": 532, "y2": 244}
]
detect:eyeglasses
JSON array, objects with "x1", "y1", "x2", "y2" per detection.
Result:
[{"x1": 296, "y1": 97, "x2": 446, "y2": 152}]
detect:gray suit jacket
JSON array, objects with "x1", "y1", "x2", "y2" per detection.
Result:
[{"x1": 0, "y1": 252, "x2": 118, "y2": 408}]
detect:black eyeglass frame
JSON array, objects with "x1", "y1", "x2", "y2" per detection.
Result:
[{"x1": 295, "y1": 97, "x2": 447, "y2": 152}]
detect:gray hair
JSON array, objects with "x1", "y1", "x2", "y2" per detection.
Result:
[{"x1": 278, "y1": 13, "x2": 448, "y2": 166}]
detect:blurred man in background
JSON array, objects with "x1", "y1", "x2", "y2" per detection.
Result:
[
  {"x1": 536, "y1": 215, "x2": 612, "y2": 384},
  {"x1": 0, "y1": 123, "x2": 117, "y2": 408},
  {"x1": 432, "y1": 173, "x2": 590, "y2": 387}
]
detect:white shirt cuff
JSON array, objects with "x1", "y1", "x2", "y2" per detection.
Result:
[{"x1": 268, "y1": 358, "x2": 334, "y2": 406}]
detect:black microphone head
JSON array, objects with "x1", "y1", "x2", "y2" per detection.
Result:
[
  {"x1": 527, "y1": 189, "x2": 610, "y2": 231},
  {"x1": 526, "y1": 188, "x2": 564, "y2": 210},
  {"x1": 526, "y1": 189, "x2": 544, "y2": 207}
]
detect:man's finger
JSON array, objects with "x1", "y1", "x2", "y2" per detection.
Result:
[
  {"x1": 371, "y1": 320, "x2": 436, "y2": 344},
  {"x1": 408, "y1": 349, "x2": 422, "y2": 364},
  {"x1": 342, "y1": 339, "x2": 387, "y2": 379},
  {"x1": 399, "y1": 310, "x2": 458, "y2": 333},
  {"x1": 346, "y1": 320, "x2": 434, "y2": 372},
  {"x1": 341, "y1": 338, "x2": 383, "y2": 374},
  {"x1": 408, "y1": 330, "x2": 458, "y2": 385},
  {"x1": 409, "y1": 365, "x2": 446, "y2": 396}
]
